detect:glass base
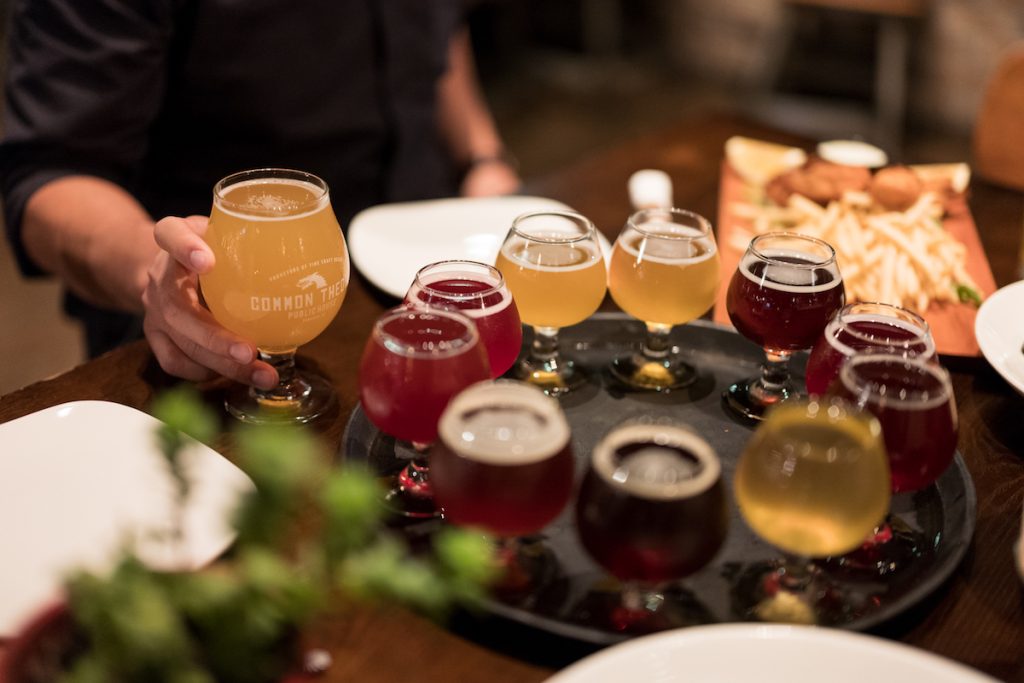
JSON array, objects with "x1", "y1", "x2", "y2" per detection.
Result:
[
  {"x1": 817, "y1": 514, "x2": 927, "y2": 579},
  {"x1": 513, "y1": 356, "x2": 586, "y2": 397},
  {"x1": 223, "y1": 371, "x2": 336, "y2": 424},
  {"x1": 609, "y1": 353, "x2": 696, "y2": 392},
  {"x1": 722, "y1": 377, "x2": 795, "y2": 422},
  {"x1": 492, "y1": 536, "x2": 560, "y2": 600},
  {"x1": 730, "y1": 559, "x2": 876, "y2": 626},
  {"x1": 384, "y1": 460, "x2": 441, "y2": 520},
  {"x1": 568, "y1": 581, "x2": 714, "y2": 635}
]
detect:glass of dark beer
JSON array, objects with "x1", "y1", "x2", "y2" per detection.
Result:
[
  {"x1": 723, "y1": 232, "x2": 845, "y2": 421},
  {"x1": 431, "y1": 379, "x2": 575, "y2": 588},
  {"x1": 824, "y1": 352, "x2": 958, "y2": 577},
  {"x1": 574, "y1": 420, "x2": 728, "y2": 632},
  {"x1": 804, "y1": 301, "x2": 934, "y2": 396}
]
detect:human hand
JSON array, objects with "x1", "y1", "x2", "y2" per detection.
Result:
[
  {"x1": 460, "y1": 159, "x2": 521, "y2": 197},
  {"x1": 142, "y1": 216, "x2": 278, "y2": 389}
]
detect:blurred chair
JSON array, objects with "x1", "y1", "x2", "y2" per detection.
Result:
[
  {"x1": 760, "y1": 0, "x2": 930, "y2": 158},
  {"x1": 973, "y1": 43, "x2": 1024, "y2": 192}
]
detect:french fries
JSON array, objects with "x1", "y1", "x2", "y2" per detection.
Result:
[{"x1": 728, "y1": 191, "x2": 980, "y2": 313}]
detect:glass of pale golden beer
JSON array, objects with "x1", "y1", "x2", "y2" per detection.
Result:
[
  {"x1": 732, "y1": 396, "x2": 891, "y2": 624},
  {"x1": 200, "y1": 168, "x2": 349, "y2": 423},
  {"x1": 495, "y1": 211, "x2": 607, "y2": 395},
  {"x1": 607, "y1": 208, "x2": 719, "y2": 391}
]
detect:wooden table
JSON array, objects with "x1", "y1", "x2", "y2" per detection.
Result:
[{"x1": 2, "y1": 114, "x2": 1023, "y2": 681}]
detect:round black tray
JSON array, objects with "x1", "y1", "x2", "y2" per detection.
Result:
[{"x1": 340, "y1": 314, "x2": 976, "y2": 645}]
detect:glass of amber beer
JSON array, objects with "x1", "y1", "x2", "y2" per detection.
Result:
[
  {"x1": 607, "y1": 208, "x2": 720, "y2": 391},
  {"x1": 200, "y1": 168, "x2": 349, "y2": 423},
  {"x1": 495, "y1": 211, "x2": 607, "y2": 395}
]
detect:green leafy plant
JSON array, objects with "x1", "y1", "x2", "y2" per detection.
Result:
[{"x1": 48, "y1": 387, "x2": 495, "y2": 683}]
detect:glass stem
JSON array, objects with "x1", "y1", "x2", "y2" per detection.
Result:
[
  {"x1": 252, "y1": 349, "x2": 309, "y2": 403},
  {"x1": 751, "y1": 348, "x2": 792, "y2": 404},
  {"x1": 530, "y1": 326, "x2": 562, "y2": 364},
  {"x1": 642, "y1": 323, "x2": 673, "y2": 362}
]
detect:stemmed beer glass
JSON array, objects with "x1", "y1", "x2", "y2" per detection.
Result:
[
  {"x1": 574, "y1": 420, "x2": 728, "y2": 632},
  {"x1": 733, "y1": 397, "x2": 891, "y2": 624},
  {"x1": 431, "y1": 380, "x2": 575, "y2": 588},
  {"x1": 607, "y1": 208, "x2": 720, "y2": 390},
  {"x1": 358, "y1": 307, "x2": 491, "y2": 517},
  {"x1": 804, "y1": 301, "x2": 935, "y2": 396},
  {"x1": 495, "y1": 211, "x2": 607, "y2": 395},
  {"x1": 200, "y1": 168, "x2": 349, "y2": 424},
  {"x1": 828, "y1": 352, "x2": 958, "y2": 576},
  {"x1": 404, "y1": 260, "x2": 522, "y2": 378},
  {"x1": 724, "y1": 232, "x2": 844, "y2": 421}
]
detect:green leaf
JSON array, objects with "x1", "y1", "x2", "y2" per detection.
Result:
[{"x1": 956, "y1": 283, "x2": 983, "y2": 307}]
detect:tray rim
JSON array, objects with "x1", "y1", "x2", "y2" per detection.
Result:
[{"x1": 341, "y1": 315, "x2": 978, "y2": 644}]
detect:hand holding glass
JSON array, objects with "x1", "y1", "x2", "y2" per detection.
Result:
[{"x1": 200, "y1": 168, "x2": 349, "y2": 424}]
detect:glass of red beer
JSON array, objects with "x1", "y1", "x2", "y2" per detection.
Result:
[
  {"x1": 805, "y1": 301, "x2": 935, "y2": 396},
  {"x1": 431, "y1": 380, "x2": 574, "y2": 587},
  {"x1": 724, "y1": 232, "x2": 844, "y2": 421},
  {"x1": 358, "y1": 307, "x2": 491, "y2": 517},
  {"x1": 574, "y1": 420, "x2": 728, "y2": 632},
  {"x1": 404, "y1": 260, "x2": 522, "y2": 378},
  {"x1": 826, "y1": 352, "x2": 959, "y2": 576}
]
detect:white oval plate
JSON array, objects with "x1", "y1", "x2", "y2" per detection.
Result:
[
  {"x1": 546, "y1": 623, "x2": 997, "y2": 683},
  {"x1": 974, "y1": 278, "x2": 1024, "y2": 396},
  {"x1": 0, "y1": 400, "x2": 254, "y2": 636},
  {"x1": 348, "y1": 195, "x2": 613, "y2": 299}
]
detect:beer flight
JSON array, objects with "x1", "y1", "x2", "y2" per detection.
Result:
[{"x1": 198, "y1": 168, "x2": 959, "y2": 628}]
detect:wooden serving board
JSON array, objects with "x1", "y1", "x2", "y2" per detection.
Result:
[{"x1": 712, "y1": 161, "x2": 998, "y2": 357}]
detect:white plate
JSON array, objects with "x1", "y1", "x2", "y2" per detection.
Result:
[
  {"x1": 975, "y1": 279, "x2": 1024, "y2": 395},
  {"x1": 546, "y1": 623, "x2": 997, "y2": 683},
  {"x1": 348, "y1": 196, "x2": 613, "y2": 298},
  {"x1": 0, "y1": 400, "x2": 254, "y2": 636}
]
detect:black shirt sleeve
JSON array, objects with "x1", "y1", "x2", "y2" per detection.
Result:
[{"x1": 0, "y1": 0, "x2": 176, "y2": 276}]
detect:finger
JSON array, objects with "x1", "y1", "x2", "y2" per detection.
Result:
[
  {"x1": 154, "y1": 215, "x2": 214, "y2": 273},
  {"x1": 144, "y1": 326, "x2": 216, "y2": 383}
]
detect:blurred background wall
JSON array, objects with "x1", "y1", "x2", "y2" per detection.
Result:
[{"x1": 1, "y1": 0, "x2": 1023, "y2": 394}]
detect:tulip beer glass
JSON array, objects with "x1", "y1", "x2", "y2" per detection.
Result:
[
  {"x1": 805, "y1": 301, "x2": 935, "y2": 396},
  {"x1": 432, "y1": 380, "x2": 574, "y2": 585},
  {"x1": 733, "y1": 397, "x2": 890, "y2": 623},
  {"x1": 607, "y1": 208, "x2": 720, "y2": 390},
  {"x1": 495, "y1": 211, "x2": 607, "y2": 395},
  {"x1": 404, "y1": 260, "x2": 522, "y2": 378},
  {"x1": 828, "y1": 352, "x2": 958, "y2": 575},
  {"x1": 575, "y1": 420, "x2": 728, "y2": 631},
  {"x1": 201, "y1": 168, "x2": 349, "y2": 424},
  {"x1": 358, "y1": 307, "x2": 491, "y2": 517},
  {"x1": 724, "y1": 232, "x2": 844, "y2": 421}
]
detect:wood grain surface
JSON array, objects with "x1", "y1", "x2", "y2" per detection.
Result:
[{"x1": 2, "y1": 114, "x2": 1022, "y2": 682}]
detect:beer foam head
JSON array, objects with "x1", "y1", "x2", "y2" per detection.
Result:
[
  {"x1": 839, "y1": 353, "x2": 953, "y2": 411},
  {"x1": 617, "y1": 229, "x2": 718, "y2": 265},
  {"x1": 739, "y1": 248, "x2": 842, "y2": 293},
  {"x1": 826, "y1": 312, "x2": 934, "y2": 358},
  {"x1": 438, "y1": 380, "x2": 570, "y2": 465},
  {"x1": 591, "y1": 422, "x2": 720, "y2": 500},
  {"x1": 216, "y1": 177, "x2": 330, "y2": 221},
  {"x1": 408, "y1": 266, "x2": 513, "y2": 318},
  {"x1": 501, "y1": 239, "x2": 603, "y2": 272}
]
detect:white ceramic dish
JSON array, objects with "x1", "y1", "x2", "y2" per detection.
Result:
[
  {"x1": 545, "y1": 623, "x2": 997, "y2": 683},
  {"x1": 0, "y1": 400, "x2": 254, "y2": 636},
  {"x1": 974, "y1": 279, "x2": 1024, "y2": 396},
  {"x1": 348, "y1": 195, "x2": 613, "y2": 298}
]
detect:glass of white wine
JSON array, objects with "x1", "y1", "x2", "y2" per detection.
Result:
[{"x1": 732, "y1": 396, "x2": 891, "y2": 624}]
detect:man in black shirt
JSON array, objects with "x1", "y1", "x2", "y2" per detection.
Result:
[{"x1": 0, "y1": 0, "x2": 519, "y2": 389}]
